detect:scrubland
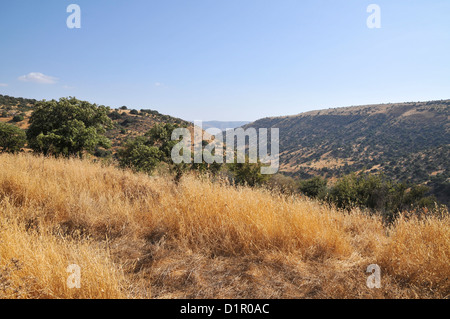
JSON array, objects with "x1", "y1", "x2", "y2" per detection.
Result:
[{"x1": 0, "y1": 153, "x2": 448, "y2": 299}]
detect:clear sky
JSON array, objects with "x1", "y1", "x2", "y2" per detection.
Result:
[{"x1": 0, "y1": 0, "x2": 449, "y2": 121}]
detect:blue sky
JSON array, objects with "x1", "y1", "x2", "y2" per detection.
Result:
[{"x1": 0, "y1": 0, "x2": 449, "y2": 121}]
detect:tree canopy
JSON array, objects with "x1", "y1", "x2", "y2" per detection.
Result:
[
  {"x1": 27, "y1": 97, "x2": 112, "y2": 157},
  {"x1": 118, "y1": 123, "x2": 182, "y2": 174},
  {"x1": 0, "y1": 122, "x2": 26, "y2": 153}
]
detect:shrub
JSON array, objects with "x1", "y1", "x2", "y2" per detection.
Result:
[
  {"x1": 118, "y1": 137, "x2": 162, "y2": 174},
  {"x1": 108, "y1": 110, "x2": 122, "y2": 120},
  {"x1": 327, "y1": 173, "x2": 438, "y2": 222},
  {"x1": 299, "y1": 176, "x2": 328, "y2": 199},
  {"x1": 117, "y1": 123, "x2": 194, "y2": 176},
  {"x1": 0, "y1": 122, "x2": 26, "y2": 153},
  {"x1": 12, "y1": 114, "x2": 24, "y2": 122},
  {"x1": 228, "y1": 160, "x2": 269, "y2": 187},
  {"x1": 94, "y1": 147, "x2": 112, "y2": 158}
]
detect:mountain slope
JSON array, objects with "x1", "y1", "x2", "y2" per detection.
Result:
[{"x1": 243, "y1": 100, "x2": 450, "y2": 203}]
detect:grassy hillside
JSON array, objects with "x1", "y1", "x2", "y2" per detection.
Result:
[
  {"x1": 0, "y1": 153, "x2": 448, "y2": 299},
  {"x1": 243, "y1": 100, "x2": 450, "y2": 205}
]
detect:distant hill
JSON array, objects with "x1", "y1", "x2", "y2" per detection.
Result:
[
  {"x1": 243, "y1": 100, "x2": 450, "y2": 205},
  {"x1": 191, "y1": 121, "x2": 251, "y2": 133},
  {"x1": 0, "y1": 94, "x2": 37, "y2": 110}
]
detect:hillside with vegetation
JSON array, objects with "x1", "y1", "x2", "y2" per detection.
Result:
[
  {"x1": 0, "y1": 94, "x2": 448, "y2": 215},
  {"x1": 243, "y1": 100, "x2": 450, "y2": 206},
  {"x1": 0, "y1": 94, "x2": 448, "y2": 299},
  {"x1": 0, "y1": 94, "x2": 190, "y2": 155}
]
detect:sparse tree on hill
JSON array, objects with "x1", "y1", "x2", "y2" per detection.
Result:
[
  {"x1": 12, "y1": 114, "x2": 24, "y2": 122},
  {"x1": 27, "y1": 97, "x2": 113, "y2": 158}
]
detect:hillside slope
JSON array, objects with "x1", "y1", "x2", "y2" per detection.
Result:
[
  {"x1": 0, "y1": 153, "x2": 449, "y2": 299},
  {"x1": 0, "y1": 94, "x2": 190, "y2": 152},
  {"x1": 243, "y1": 100, "x2": 450, "y2": 204}
]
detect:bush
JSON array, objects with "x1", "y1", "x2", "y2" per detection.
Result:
[
  {"x1": 327, "y1": 173, "x2": 438, "y2": 222},
  {"x1": 266, "y1": 174, "x2": 298, "y2": 194},
  {"x1": 12, "y1": 114, "x2": 24, "y2": 122},
  {"x1": 108, "y1": 110, "x2": 122, "y2": 120},
  {"x1": 228, "y1": 160, "x2": 269, "y2": 187},
  {"x1": 0, "y1": 122, "x2": 26, "y2": 153},
  {"x1": 140, "y1": 109, "x2": 160, "y2": 116},
  {"x1": 117, "y1": 123, "x2": 196, "y2": 176},
  {"x1": 299, "y1": 176, "x2": 328, "y2": 199},
  {"x1": 118, "y1": 137, "x2": 162, "y2": 174},
  {"x1": 94, "y1": 148, "x2": 112, "y2": 158}
]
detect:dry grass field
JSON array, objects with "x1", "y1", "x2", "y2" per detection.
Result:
[{"x1": 0, "y1": 153, "x2": 448, "y2": 299}]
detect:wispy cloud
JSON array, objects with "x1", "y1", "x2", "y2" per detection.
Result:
[
  {"x1": 18, "y1": 72, "x2": 58, "y2": 84},
  {"x1": 0, "y1": 83, "x2": 8, "y2": 87}
]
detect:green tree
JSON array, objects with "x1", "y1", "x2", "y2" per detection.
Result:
[
  {"x1": 117, "y1": 123, "x2": 184, "y2": 174},
  {"x1": 299, "y1": 176, "x2": 328, "y2": 199},
  {"x1": 0, "y1": 122, "x2": 26, "y2": 153},
  {"x1": 108, "y1": 110, "x2": 122, "y2": 120},
  {"x1": 228, "y1": 160, "x2": 269, "y2": 187},
  {"x1": 355, "y1": 174, "x2": 391, "y2": 211},
  {"x1": 26, "y1": 97, "x2": 112, "y2": 157},
  {"x1": 12, "y1": 114, "x2": 24, "y2": 122},
  {"x1": 328, "y1": 173, "x2": 360, "y2": 210},
  {"x1": 145, "y1": 123, "x2": 181, "y2": 162},
  {"x1": 117, "y1": 136, "x2": 162, "y2": 174}
]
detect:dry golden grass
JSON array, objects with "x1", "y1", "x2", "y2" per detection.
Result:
[{"x1": 0, "y1": 153, "x2": 448, "y2": 299}]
